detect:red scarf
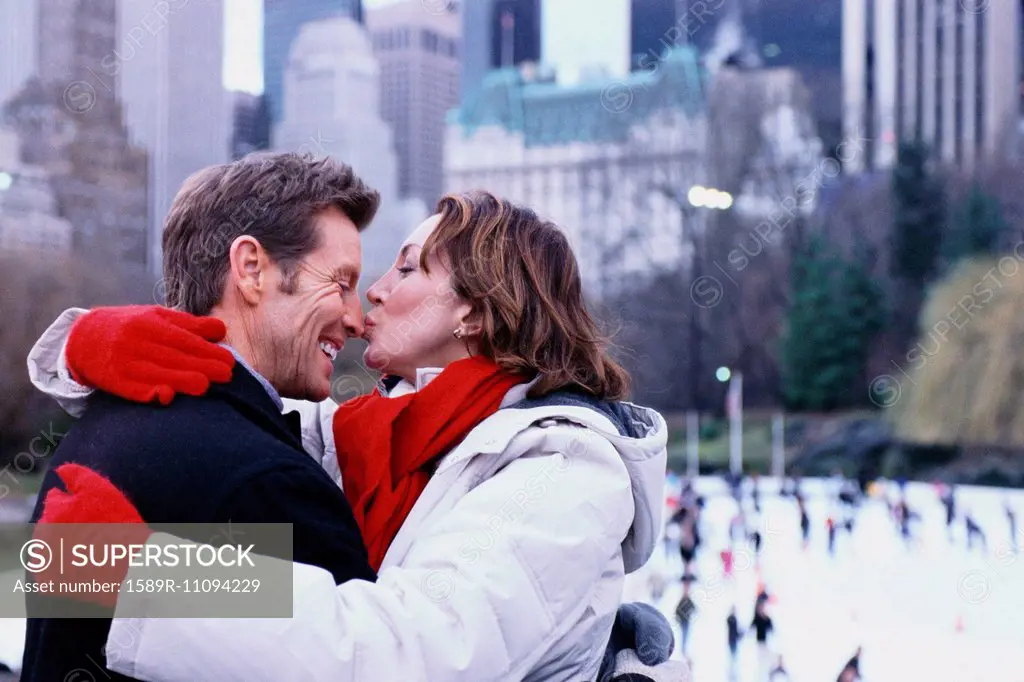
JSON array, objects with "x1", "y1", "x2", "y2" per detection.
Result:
[{"x1": 333, "y1": 356, "x2": 527, "y2": 570}]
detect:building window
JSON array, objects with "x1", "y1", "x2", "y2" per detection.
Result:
[{"x1": 421, "y1": 29, "x2": 439, "y2": 54}]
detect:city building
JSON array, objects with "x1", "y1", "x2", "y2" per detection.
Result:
[
  {"x1": 264, "y1": 0, "x2": 364, "y2": 123},
  {"x1": 275, "y1": 16, "x2": 427, "y2": 279},
  {"x1": 0, "y1": 126, "x2": 73, "y2": 253},
  {"x1": 5, "y1": 0, "x2": 149, "y2": 271},
  {"x1": 231, "y1": 91, "x2": 272, "y2": 160},
  {"x1": 445, "y1": 46, "x2": 708, "y2": 296},
  {"x1": 843, "y1": 0, "x2": 1022, "y2": 171},
  {"x1": 116, "y1": 0, "x2": 231, "y2": 277},
  {"x1": 367, "y1": 0, "x2": 460, "y2": 208},
  {"x1": 461, "y1": 0, "x2": 541, "y2": 98},
  {"x1": 664, "y1": 0, "x2": 842, "y2": 155},
  {"x1": 630, "y1": 0, "x2": 677, "y2": 69},
  {"x1": 0, "y1": 0, "x2": 36, "y2": 110}
]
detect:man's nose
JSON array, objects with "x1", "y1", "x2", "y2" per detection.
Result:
[{"x1": 344, "y1": 297, "x2": 364, "y2": 338}]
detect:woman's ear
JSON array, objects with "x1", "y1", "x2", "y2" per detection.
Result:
[
  {"x1": 458, "y1": 307, "x2": 484, "y2": 338},
  {"x1": 227, "y1": 235, "x2": 267, "y2": 307}
]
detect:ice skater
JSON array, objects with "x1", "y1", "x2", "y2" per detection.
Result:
[
  {"x1": 1006, "y1": 501, "x2": 1018, "y2": 550},
  {"x1": 940, "y1": 484, "x2": 957, "y2": 542},
  {"x1": 769, "y1": 655, "x2": 790, "y2": 680},
  {"x1": 727, "y1": 607, "x2": 742, "y2": 678},
  {"x1": 751, "y1": 473, "x2": 762, "y2": 514},
  {"x1": 751, "y1": 598, "x2": 776, "y2": 681},
  {"x1": 675, "y1": 583, "x2": 697, "y2": 653},
  {"x1": 797, "y1": 496, "x2": 811, "y2": 550},
  {"x1": 749, "y1": 526, "x2": 764, "y2": 568},
  {"x1": 965, "y1": 510, "x2": 987, "y2": 552},
  {"x1": 827, "y1": 515, "x2": 837, "y2": 556},
  {"x1": 895, "y1": 495, "x2": 918, "y2": 547},
  {"x1": 720, "y1": 547, "x2": 735, "y2": 578}
]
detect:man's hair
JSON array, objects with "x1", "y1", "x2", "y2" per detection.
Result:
[
  {"x1": 162, "y1": 152, "x2": 380, "y2": 314},
  {"x1": 422, "y1": 190, "x2": 631, "y2": 400}
]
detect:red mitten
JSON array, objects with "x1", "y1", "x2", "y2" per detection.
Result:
[
  {"x1": 39, "y1": 463, "x2": 146, "y2": 525},
  {"x1": 34, "y1": 464, "x2": 151, "y2": 609},
  {"x1": 66, "y1": 305, "x2": 235, "y2": 405}
]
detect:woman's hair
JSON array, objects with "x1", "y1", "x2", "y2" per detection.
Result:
[{"x1": 421, "y1": 190, "x2": 630, "y2": 400}]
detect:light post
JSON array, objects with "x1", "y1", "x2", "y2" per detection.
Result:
[
  {"x1": 718, "y1": 366, "x2": 743, "y2": 476},
  {"x1": 657, "y1": 184, "x2": 733, "y2": 413}
]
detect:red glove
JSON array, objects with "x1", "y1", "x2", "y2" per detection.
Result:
[
  {"x1": 34, "y1": 464, "x2": 150, "y2": 609},
  {"x1": 66, "y1": 305, "x2": 235, "y2": 405}
]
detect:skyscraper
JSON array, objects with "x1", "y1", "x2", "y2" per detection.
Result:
[
  {"x1": 461, "y1": 0, "x2": 541, "y2": 98},
  {"x1": 116, "y1": 0, "x2": 230, "y2": 277},
  {"x1": 674, "y1": 0, "x2": 844, "y2": 155},
  {"x1": 263, "y1": 0, "x2": 364, "y2": 123},
  {"x1": 0, "y1": 0, "x2": 36, "y2": 109},
  {"x1": 843, "y1": 0, "x2": 1021, "y2": 170},
  {"x1": 367, "y1": 0, "x2": 460, "y2": 208},
  {"x1": 630, "y1": 0, "x2": 677, "y2": 68},
  {"x1": 0, "y1": 126, "x2": 74, "y2": 254},
  {"x1": 274, "y1": 15, "x2": 426, "y2": 279},
  {"x1": 231, "y1": 92, "x2": 272, "y2": 160},
  {"x1": 6, "y1": 0, "x2": 149, "y2": 271}
]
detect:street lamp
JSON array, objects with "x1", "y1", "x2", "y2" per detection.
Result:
[
  {"x1": 687, "y1": 185, "x2": 733, "y2": 211},
  {"x1": 655, "y1": 183, "x2": 733, "y2": 413}
]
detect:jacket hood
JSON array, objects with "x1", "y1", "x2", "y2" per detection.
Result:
[
  {"x1": 386, "y1": 371, "x2": 668, "y2": 573},
  {"x1": 503, "y1": 390, "x2": 668, "y2": 574}
]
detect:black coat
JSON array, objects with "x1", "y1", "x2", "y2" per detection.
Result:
[
  {"x1": 21, "y1": 365, "x2": 375, "y2": 682},
  {"x1": 751, "y1": 612, "x2": 773, "y2": 642}
]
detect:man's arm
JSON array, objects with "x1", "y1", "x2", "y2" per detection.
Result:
[{"x1": 216, "y1": 462, "x2": 375, "y2": 584}]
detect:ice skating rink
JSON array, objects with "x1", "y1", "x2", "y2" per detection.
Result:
[
  {"x1": 639, "y1": 478, "x2": 1024, "y2": 682},
  {"x1": 0, "y1": 478, "x2": 1022, "y2": 679}
]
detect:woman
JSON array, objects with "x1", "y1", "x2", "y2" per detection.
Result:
[{"x1": 29, "y1": 192, "x2": 676, "y2": 681}]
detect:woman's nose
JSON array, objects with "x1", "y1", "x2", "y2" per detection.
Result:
[{"x1": 365, "y1": 276, "x2": 387, "y2": 306}]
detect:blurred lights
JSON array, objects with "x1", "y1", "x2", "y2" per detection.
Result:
[
  {"x1": 687, "y1": 185, "x2": 733, "y2": 210},
  {"x1": 716, "y1": 366, "x2": 732, "y2": 383},
  {"x1": 0, "y1": 172, "x2": 12, "y2": 191}
]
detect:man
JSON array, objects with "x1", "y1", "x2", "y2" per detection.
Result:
[{"x1": 22, "y1": 153, "x2": 381, "y2": 681}]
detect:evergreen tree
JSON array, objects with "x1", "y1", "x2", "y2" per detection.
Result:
[
  {"x1": 890, "y1": 140, "x2": 946, "y2": 285},
  {"x1": 781, "y1": 235, "x2": 886, "y2": 411},
  {"x1": 942, "y1": 182, "x2": 1006, "y2": 262}
]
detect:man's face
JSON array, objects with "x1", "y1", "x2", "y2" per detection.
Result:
[{"x1": 252, "y1": 207, "x2": 363, "y2": 401}]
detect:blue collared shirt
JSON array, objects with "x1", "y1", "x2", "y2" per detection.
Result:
[{"x1": 219, "y1": 343, "x2": 283, "y2": 412}]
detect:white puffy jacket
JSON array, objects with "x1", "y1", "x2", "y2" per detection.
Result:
[{"x1": 28, "y1": 308, "x2": 669, "y2": 682}]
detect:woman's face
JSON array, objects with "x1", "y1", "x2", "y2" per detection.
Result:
[{"x1": 363, "y1": 214, "x2": 476, "y2": 381}]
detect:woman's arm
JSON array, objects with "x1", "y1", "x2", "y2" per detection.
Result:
[
  {"x1": 27, "y1": 307, "x2": 92, "y2": 417},
  {"x1": 107, "y1": 427, "x2": 634, "y2": 682}
]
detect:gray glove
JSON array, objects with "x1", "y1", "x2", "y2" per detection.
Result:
[{"x1": 597, "y1": 602, "x2": 676, "y2": 682}]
